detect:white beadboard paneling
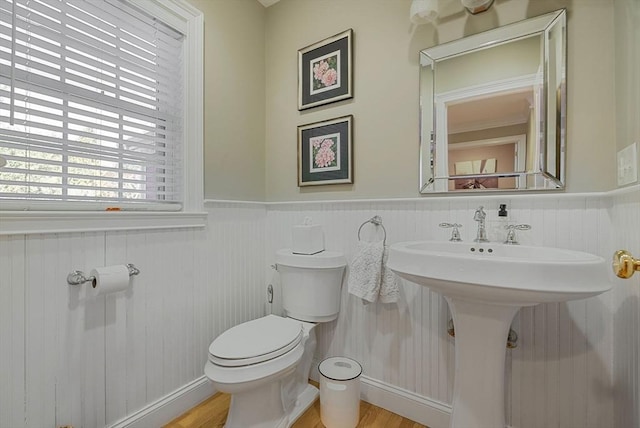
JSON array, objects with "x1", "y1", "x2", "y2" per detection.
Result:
[
  {"x1": 0, "y1": 202, "x2": 267, "y2": 427},
  {"x1": 2, "y1": 189, "x2": 638, "y2": 428},
  {"x1": 205, "y1": 202, "x2": 267, "y2": 334},
  {"x1": 612, "y1": 186, "x2": 640, "y2": 428},
  {"x1": 73, "y1": 233, "x2": 108, "y2": 428},
  {"x1": 0, "y1": 234, "x2": 26, "y2": 428},
  {"x1": 143, "y1": 230, "x2": 170, "y2": 403},
  {"x1": 104, "y1": 231, "x2": 129, "y2": 424},
  {"x1": 103, "y1": 228, "x2": 204, "y2": 423},
  {"x1": 265, "y1": 194, "x2": 615, "y2": 428},
  {"x1": 122, "y1": 231, "x2": 150, "y2": 416},
  {"x1": 30, "y1": 232, "x2": 108, "y2": 428},
  {"x1": 25, "y1": 234, "x2": 66, "y2": 427},
  {"x1": 268, "y1": 201, "x2": 457, "y2": 404}
]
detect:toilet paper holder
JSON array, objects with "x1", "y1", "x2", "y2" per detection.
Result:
[{"x1": 66, "y1": 263, "x2": 140, "y2": 286}]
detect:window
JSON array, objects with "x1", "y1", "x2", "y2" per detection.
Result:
[{"x1": 0, "y1": 0, "x2": 200, "y2": 211}]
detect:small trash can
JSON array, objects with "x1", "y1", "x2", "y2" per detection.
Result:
[{"x1": 318, "y1": 356, "x2": 362, "y2": 428}]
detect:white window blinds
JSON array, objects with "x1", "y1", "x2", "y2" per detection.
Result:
[{"x1": 0, "y1": 0, "x2": 185, "y2": 210}]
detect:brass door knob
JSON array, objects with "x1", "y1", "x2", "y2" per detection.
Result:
[{"x1": 613, "y1": 250, "x2": 640, "y2": 279}]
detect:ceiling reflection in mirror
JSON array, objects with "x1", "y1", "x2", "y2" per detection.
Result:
[{"x1": 420, "y1": 10, "x2": 566, "y2": 193}]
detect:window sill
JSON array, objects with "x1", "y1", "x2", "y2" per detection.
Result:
[{"x1": 0, "y1": 211, "x2": 208, "y2": 235}]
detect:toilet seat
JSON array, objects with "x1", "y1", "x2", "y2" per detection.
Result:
[{"x1": 209, "y1": 315, "x2": 303, "y2": 367}]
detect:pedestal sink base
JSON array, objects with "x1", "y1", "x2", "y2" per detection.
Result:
[
  {"x1": 387, "y1": 240, "x2": 610, "y2": 428},
  {"x1": 446, "y1": 297, "x2": 519, "y2": 428}
]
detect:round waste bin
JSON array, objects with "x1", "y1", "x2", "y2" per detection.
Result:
[{"x1": 318, "y1": 356, "x2": 362, "y2": 428}]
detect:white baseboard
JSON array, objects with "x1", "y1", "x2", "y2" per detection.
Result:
[
  {"x1": 108, "y1": 366, "x2": 451, "y2": 428},
  {"x1": 310, "y1": 359, "x2": 451, "y2": 428},
  {"x1": 360, "y1": 376, "x2": 451, "y2": 428},
  {"x1": 108, "y1": 376, "x2": 216, "y2": 428}
]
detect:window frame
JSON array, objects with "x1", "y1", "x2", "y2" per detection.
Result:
[{"x1": 0, "y1": 0, "x2": 205, "y2": 235}]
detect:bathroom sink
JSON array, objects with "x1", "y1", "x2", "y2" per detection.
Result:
[
  {"x1": 387, "y1": 240, "x2": 611, "y2": 428},
  {"x1": 387, "y1": 240, "x2": 611, "y2": 306}
]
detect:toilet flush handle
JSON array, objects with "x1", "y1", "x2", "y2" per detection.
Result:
[{"x1": 267, "y1": 284, "x2": 273, "y2": 303}]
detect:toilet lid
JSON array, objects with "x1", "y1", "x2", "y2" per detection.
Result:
[{"x1": 209, "y1": 315, "x2": 303, "y2": 367}]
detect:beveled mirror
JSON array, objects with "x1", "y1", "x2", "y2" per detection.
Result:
[{"x1": 419, "y1": 9, "x2": 566, "y2": 193}]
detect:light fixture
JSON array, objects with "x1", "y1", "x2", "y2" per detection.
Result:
[
  {"x1": 411, "y1": 0, "x2": 495, "y2": 25},
  {"x1": 410, "y1": 0, "x2": 439, "y2": 24},
  {"x1": 461, "y1": 0, "x2": 494, "y2": 15}
]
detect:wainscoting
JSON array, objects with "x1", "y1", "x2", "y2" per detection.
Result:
[
  {"x1": 0, "y1": 203, "x2": 266, "y2": 428},
  {"x1": 1, "y1": 187, "x2": 638, "y2": 428},
  {"x1": 266, "y1": 192, "x2": 617, "y2": 428},
  {"x1": 611, "y1": 188, "x2": 640, "y2": 428}
]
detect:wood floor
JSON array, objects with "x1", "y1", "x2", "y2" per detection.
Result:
[{"x1": 164, "y1": 382, "x2": 428, "y2": 428}]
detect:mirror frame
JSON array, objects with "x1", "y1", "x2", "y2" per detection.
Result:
[{"x1": 419, "y1": 9, "x2": 567, "y2": 193}]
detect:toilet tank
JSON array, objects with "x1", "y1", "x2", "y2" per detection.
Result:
[{"x1": 275, "y1": 249, "x2": 346, "y2": 323}]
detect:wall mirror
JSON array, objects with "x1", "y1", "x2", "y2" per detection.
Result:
[{"x1": 419, "y1": 9, "x2": 566, "y2": 193}]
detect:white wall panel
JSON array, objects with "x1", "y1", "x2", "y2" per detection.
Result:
[
  {"x1": 612, "y1": 187, "x2": 640, "y2": 428},
  {"x1": 0, "y1": 234, "x2": 26, "y2": 428},
  {"x1": 266, "y1": 194, "x2": 615, "y2": 428},
  {"x1": 0, "y1": 202, "x2": 267, "y2": 427},
  {"x1": 1, "y1": 190, "x2": 635, "y2": 428}
]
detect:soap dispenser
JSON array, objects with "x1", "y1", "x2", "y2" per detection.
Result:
[{"x1": 496, "y1": 203, "x2": 508, "y2": 240}]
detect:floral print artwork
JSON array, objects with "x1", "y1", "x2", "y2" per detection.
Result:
[
  {"x1": 298, "y1": 29, "x2": 351, "y2": 110},
  {"x1": 310, "y1": 133, "x2": 340, "y2": 172},
  {"x1": 313, "y1": 59, "x2": 337, "y2": 88},
  {"x1": 298, "y1": 115, "x2": 352, "y2": 186},
  {"x1": 310, "y1": 50, "x2": 340, "y2": 95}
]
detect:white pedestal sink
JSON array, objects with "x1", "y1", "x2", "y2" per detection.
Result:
[{"x1": 387, "y1": 241, "x2": 611, "y2": 428}]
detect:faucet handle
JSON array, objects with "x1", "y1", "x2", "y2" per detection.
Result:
[
  {"x1": 504, "y1": 224, "x2": 531, "y2": 244},
  {"x1": 439, "y1": 222, "x2": 463, "y2": 242},
  {"x1": 505, "y1": 224, "x2": 532, "y2": 231}
]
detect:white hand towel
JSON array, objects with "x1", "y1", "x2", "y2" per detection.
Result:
[
  {"x1": 348, "y1": 240, "x2": 385, "y2": 302},
  {"x1": 379, "y1": 246, "x2": 399, "y2": 303}
]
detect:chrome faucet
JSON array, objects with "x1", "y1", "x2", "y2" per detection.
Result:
[{"x1": 473, "y1": 206, "x2": 489, "y2": 243}]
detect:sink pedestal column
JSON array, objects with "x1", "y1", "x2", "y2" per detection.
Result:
[{"x1": 446, "y1": 296, "x2": 520, "y2": 428}]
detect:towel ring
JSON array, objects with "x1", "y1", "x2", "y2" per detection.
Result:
[{"x1": 357, "y1": 215, "x2": 387, "y2": 245}]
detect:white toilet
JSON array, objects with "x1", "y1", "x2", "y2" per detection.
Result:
[{"x1": 204, "y1": 248, "x2": 346, "y2": 428}]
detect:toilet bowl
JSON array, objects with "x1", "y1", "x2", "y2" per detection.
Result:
[
  {"x1": 205, "y1": 315, "x2": 314, "y2": 428},
  {"x1": 204, "y1": 249, "x2": 346, "y2": 428}
]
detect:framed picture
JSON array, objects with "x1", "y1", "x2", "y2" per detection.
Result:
[
  {"x1": 298, "y1": 29, "x2": 353, "y2": 110},
  {"x1": 298, "y1": 115, "x2": 353, "y2": 186}
]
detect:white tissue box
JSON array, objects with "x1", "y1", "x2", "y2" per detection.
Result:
[{"x1": 292, "y1": 224, "x2": 325, "y2": 255}]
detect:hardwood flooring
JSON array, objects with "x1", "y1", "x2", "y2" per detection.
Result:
[{"x1": 164, "y1": 382, "x2": 428, "y2": 428}]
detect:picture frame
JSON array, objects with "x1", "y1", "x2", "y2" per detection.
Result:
[
  {"x1": 298, "y1": 29, "x2": 353, "y2": 110},
  {"x1": 298, "y1": 115, "x2": 353, "y2": 187}
]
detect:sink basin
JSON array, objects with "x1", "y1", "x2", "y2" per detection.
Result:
[
  {"x1": 387, "y1": 241, "x2": 611, "y2": 428},
  {"x1": 388, "y1": 240, "x2": 610, "y2": 306}
]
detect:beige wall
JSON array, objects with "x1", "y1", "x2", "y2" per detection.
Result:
[
  {"x1": 264, "y1": 0, "x2": 616, "y2": 201},
  {"x1": 265, "y1": 0, "x2": 417, "y2": 201},
  {"x1": 189, "y1": 0, "x2": 617, "y2": 201},
  {"x1": 615, "y1": 0, "x2": 640, "y2": 179},
  {"x1": 436, "y1": 35, "x2": 541, "y2": 93},
  {"x1": 448, "y1": 143, "x2": 517, "y2": 189},
  {"x1": 189, "y1": 0, "x2": 266, "y2": 201},
  {"x1": 448, "y1": 124, "x2": 528, "y2": 145}
]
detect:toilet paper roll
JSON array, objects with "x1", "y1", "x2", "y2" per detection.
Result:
[{"x1": 89, "y1": 265, "x2": 130, "y2": 296}]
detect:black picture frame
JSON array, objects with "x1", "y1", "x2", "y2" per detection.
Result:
[
  {"x1": 298, "y1": 29, "x2": 353, "y2": 110},
  {"x1": 298, "y1": 115, "x2": 353, "y2": 186}
]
